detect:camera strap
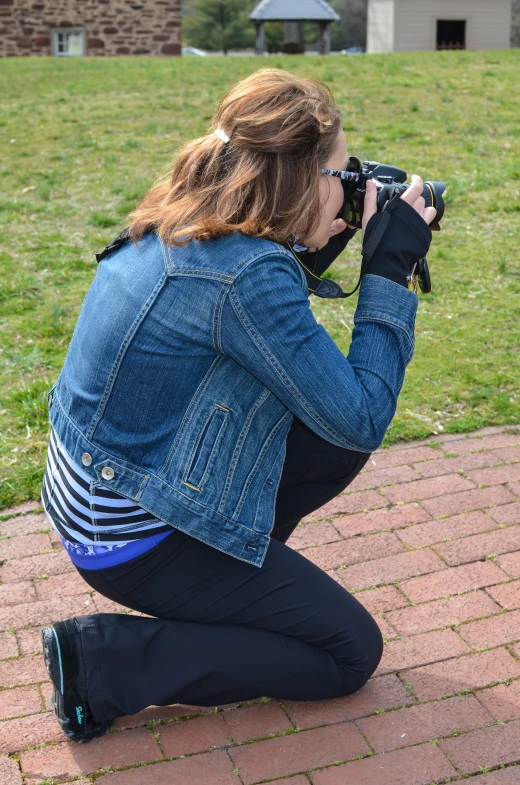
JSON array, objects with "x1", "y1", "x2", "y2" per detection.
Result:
[
  {"x1": 95, "y1": 229, "x2": 364, "y2": 299},
  {"x1": 360, "y1": 210, "x2": 392, "y2": 269},
  {"x1": 95, "y1": 228, "x2": 131, "y2": 263},
  {"x1": 283, "y1": 242, "x2": 362, "y2": 299}
]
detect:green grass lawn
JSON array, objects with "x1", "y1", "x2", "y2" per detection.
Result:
[{"x1": 1, "y1": 51, "x2": 519, "y2": 507}]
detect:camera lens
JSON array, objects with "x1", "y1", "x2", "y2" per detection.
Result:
[{"x1": 423, "y1": 181, "x2": 446, "y2": 231}]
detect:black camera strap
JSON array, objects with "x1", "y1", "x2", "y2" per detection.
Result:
[
  {"x1": 95, "y1": 227, "x2": 131, "y2": 263},
  {"x1": 282, "y1": 242, "x2": 362, "y2": 299},
  {"x1": 95, "y1": 228, "x2": 363, "y2": 299}
]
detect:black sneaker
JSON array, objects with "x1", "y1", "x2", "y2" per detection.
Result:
[{"x1": 41, "y1": 618, "x2": 114, "y2": 743}]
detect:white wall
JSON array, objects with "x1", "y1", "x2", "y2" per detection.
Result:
[
  {"x1": 367, "y1": 0, "x2": 395, "y2": 53},
  {"x1": 393, "y1": 0, "x2": 512, "y2": 51}
]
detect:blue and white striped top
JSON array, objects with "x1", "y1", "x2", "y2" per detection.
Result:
[{"x1": 41, "y1": 427, "x2": 174, "y2": 570}]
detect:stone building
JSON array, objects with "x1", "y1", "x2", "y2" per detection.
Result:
[{"x1": 0, "y1": 0, "x2": 182, "y2": 57}]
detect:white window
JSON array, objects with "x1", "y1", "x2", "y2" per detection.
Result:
[{"x1": 51, "y1": 28, "x2": 86, "y2": 56}]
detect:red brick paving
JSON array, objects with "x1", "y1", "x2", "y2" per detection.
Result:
[
  {"x1": 95, "y1": 750, "x2": 239, "y2": 785},
  {"x1": 332, "y1": 500, "x2": 431, "y2": 537},
  {"x1": 221, "y1": 701, "x2": 292, "y2": 742},
  {"x1": 421, "y1": 485, "x2": 518, "y2": 518},
  {"x1": 394, "y1": 509, "x2": 500, "y2": 549},
  {"x1": 489, "y1": 502, "x2": 520, "y2": 525},
  {"x1": 227, "y1": 722, "x2": 371, "y2": 783},
  {"x1": 375, "y1": 627, "x2": 472, "y2": 675},
  {"x1": 0, "y1": 754, "x2": 23, "y2": 785},
  {"x1": 0, "y1": 632, "x2": 18, "y2": 660},
  {"x1": 356, "y1": 693, "x2": 493, "y2": 753},
  {"x1": 1, "y1": 424, "x2": 520, "y2": 784},
  {"x1": 438, "y1": 718, "x2": 520, "y2": 774},
  {"x1": 312, "y1": 743, "x2": 456, "y2": 785},
  {"x1": 401, "y1": 648, "x2": 520, "y2": 701},
  {"x1": 476, "y1": 677, "x2": 520, "y2": 722},
  {"x1": 508, "y1": 481, "x2": 520, "y2": 497},
  {"x1": 0, "y1": 684, "x2": 42, "y2": 720},
  {"x1": 351, "y1": 584, "x2": 409, "y2": 614},
  {"x1": 399, "y1": 558, "x2": 508, "y2": 603},
  {"x1": 157, "y1": 712, "x2": 232, "y2": 757}
]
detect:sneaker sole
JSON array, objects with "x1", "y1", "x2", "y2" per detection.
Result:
[{"x1": 41, "y1": 626, "x2": 114, "y2": 743}]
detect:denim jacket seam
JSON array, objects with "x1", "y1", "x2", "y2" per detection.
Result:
[
  {"x1": 158, "y1": 355, "x2": 225, "y2": 476},
  {"x1": 159, "y1": 235, "x2": 173, "y2": 273},
  {"x1": 217, "y1": 388, "x2": 271, "y2": 515},
  {"x1": 214, "y1": 252, "x2": 307, "y2": 355},
  {"x1": 52, "y1": 393, "x2": 151, "y2": 500},
  {"x1": 213, "y1": 283, "x2": 228, "y2": 354},
  {"x1": 361, "y1": 273, "x2": 420, "y2": 311},
  {"x1": 256, "y1": 435, "x2": 288, "y2": 532},
  {"x1": 232, "y1": 248, "x2": 308, "y2": 293},
  {"x1": 233, "y1": 409, "x2": 291, "y2": 520},
  {"x1": 225, "y1": 286, "x2": 366, "y2": 451},
  {"x1": 354, "y1": 314, "x2": 415, "y2": 353},
  {"x1": 160, "y1": 232, "x2": 297, "y2": 281},
  {"x1": 166, "y1": 269, "x2": 235, "y2": 283},
  {"x1": 86, "y1": 272, "x2": 168, "y2": 441}
]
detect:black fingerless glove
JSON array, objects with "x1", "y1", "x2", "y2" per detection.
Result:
[
  {"x1": 361, "y1": 194, "x2": 432, "y2": 289},
  {"x1": 293, "y1": 223, "x2": 359, "y2": 277}
]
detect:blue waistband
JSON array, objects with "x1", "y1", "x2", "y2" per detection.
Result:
[{"x1": 62, "y1": 530, "x2": 174, "y2": 571}]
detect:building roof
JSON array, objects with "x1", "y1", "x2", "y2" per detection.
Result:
[{"x1": 249, "y1": 0, "x2": 340, "y2": 23}]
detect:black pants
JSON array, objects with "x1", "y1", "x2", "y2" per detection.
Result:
[{"x1": 74, "y1": 417, "x2": 382, "y2": 723}]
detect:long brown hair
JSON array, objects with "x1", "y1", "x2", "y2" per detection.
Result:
[{"x1": 128, "y1": 67, "x2": 342, "y2": 247}]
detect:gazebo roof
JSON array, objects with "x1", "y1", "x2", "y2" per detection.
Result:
[{"x1": 249, "y1": 0, "x2": 340, "y2": 23}]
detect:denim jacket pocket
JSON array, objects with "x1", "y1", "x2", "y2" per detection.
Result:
[{"x1": 182, "y1": 403, "x2": 229, "y2": 492}]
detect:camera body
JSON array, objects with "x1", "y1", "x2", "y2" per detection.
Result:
[{"x1": 340, "y1": 159, "x2": 446, "y2": 234}]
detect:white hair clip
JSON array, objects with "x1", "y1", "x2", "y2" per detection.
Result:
[{"x1": 213, "y1": 128, "x2": 230, "y2": 143}]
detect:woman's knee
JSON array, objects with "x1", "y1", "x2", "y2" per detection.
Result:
[
  {"x1": 338, "y1": 612, "x2": 384, "y2": 693},
  {"x1": 331, "y1": 450, "x2": 372, "y2": 485},
  {"x1": 362, "y1": 614, "x2": 384, "y2": 679}
]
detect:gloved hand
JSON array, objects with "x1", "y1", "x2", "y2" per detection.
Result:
[
  {"x1": 292, "y1": 218, "x2": 359, "y2": 277},
  {"x1": 361, "y1": 175, "x2": 437, "y2": 289}
]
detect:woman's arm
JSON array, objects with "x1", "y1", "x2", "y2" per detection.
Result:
[{"x1": 218, "y1": 252, "x2": 417, "y2": 453}]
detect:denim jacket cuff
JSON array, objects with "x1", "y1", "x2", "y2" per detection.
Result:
[{"x1": 355, "y1": 274, "x2": 419, "y2": 336}]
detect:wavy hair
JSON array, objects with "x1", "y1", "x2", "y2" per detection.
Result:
[{"x1": 128, "y1": 67, "x2": 342, "y2": 247}]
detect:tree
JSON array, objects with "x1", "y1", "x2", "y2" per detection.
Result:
[
  {"x1": 328, "y1": 0, "x2": 367, "y2": 51},
  {"x1": 182, "y1": 0, "x2": 257, "y2": 54}
]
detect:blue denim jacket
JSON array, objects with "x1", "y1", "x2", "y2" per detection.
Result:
[{"x1": 47, "y1": 230, "x2": 418, "y2": 567}]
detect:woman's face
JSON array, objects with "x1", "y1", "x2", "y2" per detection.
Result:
[{"x1": 299, "y1": 127, "x2": 349, "y2": 250}]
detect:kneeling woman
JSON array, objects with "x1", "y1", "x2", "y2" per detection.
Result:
[{"x1": 40, "y1": 67, "x2": 436, "y2": 742}]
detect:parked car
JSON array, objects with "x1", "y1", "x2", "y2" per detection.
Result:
[
  {"x1": 341, "y1": 46, "x2": 365, "y2": 55},
  {"x1": 181, "y1": 47, "x2": 207, "y2": 56}
]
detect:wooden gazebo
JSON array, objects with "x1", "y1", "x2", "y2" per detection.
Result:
[{"x1": 249, "y1": 0, "x2": 340, "y2": 55}]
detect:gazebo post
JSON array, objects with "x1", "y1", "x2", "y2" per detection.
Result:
[
  {"x1": 318, "y1": 21, "x2": 331, "y2": 55},
  {"x1": 255, "y1": 21, "x2": 265, "y2": 55}
]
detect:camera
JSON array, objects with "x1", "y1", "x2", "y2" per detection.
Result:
[
  {"x1": 336, "y1": 158, "x2": 446, "y2": 294},
  {"x1": 339, "y1": 158, "x2": 446, "y2": 233}
]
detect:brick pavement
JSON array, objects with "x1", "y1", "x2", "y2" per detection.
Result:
[{"x1": 1, "y1": 424, "x2": 520, "y2": 784}]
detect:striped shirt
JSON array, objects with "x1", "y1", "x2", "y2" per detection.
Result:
[{"x1": 41, "y1": 428, "x2": 174, "y2": 569}]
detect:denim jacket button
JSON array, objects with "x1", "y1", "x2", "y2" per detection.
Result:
[
  {"x1": 81, "y1": 453, "x2": 92, "y2": 467},
  {"x1": 101, "y1": 466, "x2": 115, "y2": 480}
]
